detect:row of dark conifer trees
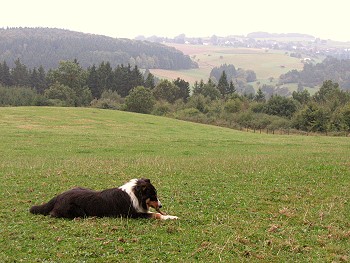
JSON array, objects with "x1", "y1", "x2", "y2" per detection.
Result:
[{"x1": 0, "y1": 59, "x2": 157, "y2": 99}]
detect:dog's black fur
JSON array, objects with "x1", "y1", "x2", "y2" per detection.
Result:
[{"x1": 29, "y1": 178, "x2": 170, "y2": 219}]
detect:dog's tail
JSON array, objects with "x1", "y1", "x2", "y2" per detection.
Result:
[{"x1": 29, "y1": 197, "x2": 57, "y2": 215}]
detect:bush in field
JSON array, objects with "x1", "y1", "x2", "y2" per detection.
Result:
[
  {"x1": 263, "y1": 95, "x2": 300, "y2": 118},
  {"x1": 0, "y1": 85, "x2": 46, "y2": 106},
  {"x1": 206, "y1": 99, "x2": 224, "y2": 118},
  {"x1": 292, "y1": 102, "x2": 330, "y2": 132},
  {"x1": 91, "y1": 90, "x2": 124, "y2": 110},
  {"x1": 187, "y1": 94, "x2": 210, "y2": 113},
  {"x1": 342, "y1": 104, "x2": 350, "y2": 131},
  {"x1": 224, "y1": 98, "x2": 243, "y2": 113},
  {"x1": 44, "y1": 82, "x2": 76, "y2": 107},
  {"x1": 153, "y1": 80, "x2": 180, "y2": 103},
  {"x1": 174, "y1": 107, "x2": 207, "y2": 123},
  {"x1": 152, "y1": 100, "x2": 172, "y2": 116},
  {"x1": 125, "y1": 86, "x2": 155, "y2": 114},
  {"x1": 267, "y1": 116, "x2": 292, "y2": 131}
]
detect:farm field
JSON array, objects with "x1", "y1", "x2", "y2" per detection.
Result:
[
  {"x1": 151, "y1": 43, "x2": 305, "y2": 85},
  {"x1": 1, "y1": 107, "x2": 350, "y2": 262}
]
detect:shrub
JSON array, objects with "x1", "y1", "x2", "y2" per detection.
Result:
[
  {"x1": 224, "y1": 98, "x2": 242, "y2": 113},
  {"x1": 44, "y1": 82, "x2": 76, "y2": 106},
  {"x1": 91, "y1": 90, "x2": 123, "y2": 110},
  {"x1": 187, "y1": 94, "x2": 209, "y2": 113},
  {"x1": 125, "y1": 86, "x2": 155, "y2": 114},
  {"x1": 174, "y1": 108, "x2": 207, "y2": 123},
  {"x1": 152, "y1": 100, "x2": 172, "y2": 116},
  {"x1": 263, "y1": 95, "x2": 300, "y2": 118},
  {"x1": 0, "y1": 86, "x2": 44, "y2": 106}
]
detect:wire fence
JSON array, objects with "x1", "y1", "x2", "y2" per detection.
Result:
[{"x1": 240, "y1": 127, "x2": 349, "y2": 137}]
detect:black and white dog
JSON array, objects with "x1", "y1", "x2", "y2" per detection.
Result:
[{"x1": 30, "y1": 178, "x2": 178, "y2": 220}]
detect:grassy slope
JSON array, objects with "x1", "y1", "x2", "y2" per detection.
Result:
[
  {"x1": 1, "y1": 107, "x2": 349, "y2": 262},
  {"x1": 151, "y1": 44, "x2": 305, "y2": 85}
]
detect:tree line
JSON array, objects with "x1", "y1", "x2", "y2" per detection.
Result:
[
  {"x1": 0, "y1": 59, "x2": 189, "y2": 107},
  {"x1": 1, "y1": 59, "x2": 350, "y2": 135}
]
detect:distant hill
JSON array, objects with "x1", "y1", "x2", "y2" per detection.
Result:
[
  {"x1": 247, "y1": 32, "x2": 315, "y2": 39},
  {"x1": 0, "y1": 27, "x2": 198, "y2": 70}
]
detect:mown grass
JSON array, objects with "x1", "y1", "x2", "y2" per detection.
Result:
[
  {"x1": 1, "y1": 107, "x2": 350, "y2": 262},
  {"x1": 151, "y1": 44, "x2": 304, "y2": 85}
]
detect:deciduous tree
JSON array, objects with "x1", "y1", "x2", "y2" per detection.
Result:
[
  {"x1": 153, "y1": 80, "x2": 180, "y2": 103},
  {"x1": 48, "y1": 60, "x2": 90, "y2": 106}
]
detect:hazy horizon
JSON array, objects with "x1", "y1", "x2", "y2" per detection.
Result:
[{"x1": 1, "y1": 0, "x2": 349, "y2": 42}]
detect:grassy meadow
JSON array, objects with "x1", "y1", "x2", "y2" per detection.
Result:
[
  {"x1": 1, "y1": 107, "x2": 350, "y2": 262},
  {"x1": 151, "y1": 44, "x2": 305, "y2": 85}
]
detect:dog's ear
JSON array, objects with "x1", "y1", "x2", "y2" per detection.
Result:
[
  {"x1": 136, "y1": 179, "x2": 150, "y2": 193},
  {"x1": 135, "y1": 183, "x2": 144, "y2": 193}
]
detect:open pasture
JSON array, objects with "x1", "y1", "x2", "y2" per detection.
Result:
[
  {"x1": 0, "y1": 107, "x2": 349, "y2": 262},
  {"x1": 151, "y1": 44, "x2": 304, "y2": 84}
]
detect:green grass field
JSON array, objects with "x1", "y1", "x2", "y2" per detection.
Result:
[
  {"x1": 1, "y1": 107, "x2": 350, "y2": 262},
  {"x1": 151, "y1": 44, "x2": 305, "y2": 85}
]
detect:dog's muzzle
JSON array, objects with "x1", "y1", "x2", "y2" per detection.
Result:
[{"x1": 148, "y1": 199, "x2": 162, "y2": 210}]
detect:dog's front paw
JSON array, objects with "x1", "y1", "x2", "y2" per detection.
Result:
[{"x1": 161, "y1": 214, "x2": 178, "y2": 220}]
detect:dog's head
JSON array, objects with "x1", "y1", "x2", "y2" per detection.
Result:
[{"x1": 134, "y1": 178, "x2": 162, "y2": 212}]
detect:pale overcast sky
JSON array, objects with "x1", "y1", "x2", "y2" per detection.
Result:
[{"x1": 1, "y1": 0, "x2": 349, "y2": 42}]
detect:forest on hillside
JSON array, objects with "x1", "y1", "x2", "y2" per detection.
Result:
[
  {"x1": 0, "y1": 27, "x2": 198, "y2": 70},
  {"x1": 279, "y1": 57, "x2": 350, "y2": 90}
]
